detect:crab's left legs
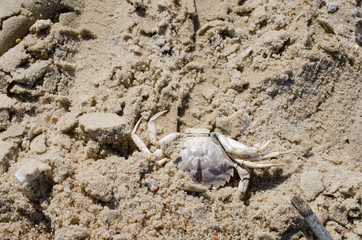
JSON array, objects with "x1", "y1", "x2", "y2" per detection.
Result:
[
  {"x1": 216, "y1": 133, "x2": 267, "y2": 156},
  {"x1": 216, "y1": 133, "x2": 291, "y2": 160}
]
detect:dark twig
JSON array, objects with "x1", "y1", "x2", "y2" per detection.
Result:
[{"x1": 291, "y1": 196, "x2": 333, "y2": 240}]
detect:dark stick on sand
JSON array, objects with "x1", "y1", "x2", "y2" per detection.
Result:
[{"x1": 291, "y1": 196, "x2": 333, "y2": 240}]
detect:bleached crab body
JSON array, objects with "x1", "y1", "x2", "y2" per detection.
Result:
[
  {"x1": 177, "y1": 129, "x2": 237, "y2": 189},
  {"x1": 132, "y1": 111, "x2": 291, "y2": 197}
]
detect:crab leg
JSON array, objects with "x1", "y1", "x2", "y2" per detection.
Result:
[
  {"x1": 132, "y1": 118, "x2": 152, "y2": 154},
  {"x1": 241, "y1": 149, "x2": 293, "y2": 161},
  {"x1": 148, "y1": 110, "x2": 167, "y2": 145},
  {"x1": 157, "y1": 132, "x2": 183, "y2": 147},
  {"x1": 253, "y1": 139, "x2": 271, "y2": 151},
  {"x1": 155, "y1": 158, "x2": 169, "y2": 166},
  {"x1": 216, "y1": 133, "x2": 291, "y2": 160},
  {"x1": 234, "y1": 158, "x2": 283, "y2": 197},
  {"x1": 233, "y1": 158, "x2": 284, "y2": 168},
  {"x1": 216, "y1": 134, "x2": 264, "y2": 156},
  {"x1": 132, "y1": 111, "x2": 183, "y2": 163},
  {"x1": 132, "y1": 118, "x2": 163, "y2": 160},
  {"x1": 236, "y1": 166, "x2": 250, "y2": 196}
]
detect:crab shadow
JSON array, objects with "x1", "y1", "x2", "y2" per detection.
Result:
[{"x1": 244, "y1": 168, "x2": 292, "y2": 199}]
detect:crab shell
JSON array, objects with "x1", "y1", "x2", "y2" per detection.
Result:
[{"x1": 177, "y1": 129, "x2": 237, "y2": 189}]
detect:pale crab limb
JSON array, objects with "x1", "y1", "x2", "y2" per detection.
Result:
[
  {"x1": 242, "y1": 149, "x2": 293, "y2": 161},
  {"x1": 132, "y1": 113, "x2": 183, "y2": 163},
  {"x1": 132, "y1": 118, "x2": 164, "y2": 160},
  {"x1": 155, "y1": 158, "x2": 169, "y2": 166},
  {"x1": 216, "y1": 134, "x2": 263, "y2": 156},
  {"x1": 132, "y1": 118, "x2": 151, "y2": 154},
  {"x1": 157, "y1": 132, "x2": 184, "y2": 147},
  {"x1": 148, "y1": 110, "x2": 167, "y2": 145},
  {"x1": 154, "y1": 133, "x2": 184, "y2": 165},
  {"x1": 233, "y1": 158, "x2": 284, "y2": 168},
  {"x1": 216, "y1": 133, "x2": 291, "y2": 160},
  {"x1": 236, "y1": 166, "x2": 250, "y2": 196}
]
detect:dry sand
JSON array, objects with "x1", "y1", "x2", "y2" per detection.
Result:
[{"x1": 0, "y1": 0, "x2": 361, "y2": 239}]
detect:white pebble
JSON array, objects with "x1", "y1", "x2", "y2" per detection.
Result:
[{"x1": 15, "y1": 160, "x2": 51, "y2": 185}]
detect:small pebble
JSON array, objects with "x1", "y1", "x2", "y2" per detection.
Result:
[
  {"x1": 212, "y1": 235, "x2": 218, "y2": 240},
  {"x1": 183, "y1": 183, "x2": 208, "y2": 193},
  {"x1": 145, "y1": 178, "x2": 159, "y2": 192},
  {"x1": 150, "y1": 185, "x2": 159, "y2": 192},
  {"x1": 15, "y1": 160, "x2": 51, "y2": 185},
  {"x1": 328, "y1": 3, "x2": 339, "y2": 13},
  {"x1": 318, "y1": 210, "x2": 329, "y2": 225},
  {"x1": 29, "y1": 134, "x2": 47, "y2": 154}
]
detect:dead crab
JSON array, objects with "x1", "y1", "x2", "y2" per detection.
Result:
[{"x1": 132, "y1": 111, "x2": 291, "y2": 197}]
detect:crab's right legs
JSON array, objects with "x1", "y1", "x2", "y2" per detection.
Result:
[
  {"x1": 216, "y1": 134, "x2": 269, "y2": 156},
  {"x1": 243, "y1": 150, "x2": 293, "y2": 161},
  {"x1": 236, "y1": 166, "x2": 250, "y2": 198},
  {"x1": 216, "y1": 134, "x2": 291, "y2": 160},
  {"x1": 234, "y1": 158, "x2": 284, "y2": 168},
  {"x1": 132, "y1": 118, "x2": 165, "y2": 162}
]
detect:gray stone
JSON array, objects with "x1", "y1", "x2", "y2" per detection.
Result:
[
  {"x1": 79, "y1": 112, "x2": 131, "y2": 144},
  {"x1": 328, "y1": 3, "x2": 339, "y2": 13}
]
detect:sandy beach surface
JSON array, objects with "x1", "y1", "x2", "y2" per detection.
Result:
[{"x1": 0, "y1": 0, "x2": 361, "y2": 239}]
